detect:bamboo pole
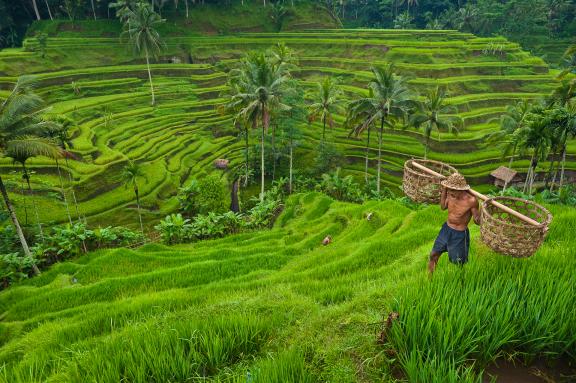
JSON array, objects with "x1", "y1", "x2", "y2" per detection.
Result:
[{"x1": 411, "y1": 161, "x2": 542, "y2": 227}]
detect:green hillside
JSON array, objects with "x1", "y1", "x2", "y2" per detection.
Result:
[
  {"x1": 1, "y1": 193, "x2": 574, "y2": 382},
  {"x1": 0, "y1": 26, "x2": 572, "y2": 230}
]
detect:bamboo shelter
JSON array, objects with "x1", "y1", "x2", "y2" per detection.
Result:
[
  {"x1": 402, "y1": 160, "x2": 552, "y2": 257},
  {"x1": 403, "y1": 160, "x2": 457, "y2": 203}
]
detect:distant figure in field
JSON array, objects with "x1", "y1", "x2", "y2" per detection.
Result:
[
  {"x1": 322, "y1": 235, "x2": 332, "y2": 246},
  {"x1": 428, "y1": 173, "x2": 481, "y2": 274}
]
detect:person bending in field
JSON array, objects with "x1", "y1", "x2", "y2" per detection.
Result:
[{"x1": 428, "y1": 173, "x2": 481, "y2": 274}]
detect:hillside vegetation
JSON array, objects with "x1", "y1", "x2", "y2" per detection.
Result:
[
  {"x1": 0, "y1": 193, "x2": 574, "y2": 382},
  {"x1": 0, "y1": 27, "x2": 571, "y2": 229}
]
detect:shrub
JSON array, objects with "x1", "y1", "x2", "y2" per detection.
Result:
[
  {"x1": 0, "y1": 253, "x2": 38, "y2": 289},
  {"x1": 33, "y1": 223, "x2": 94, "y2": 264},
  {"x1": 92, "y1": 226, "x2": 143, "y2": 248},
  {"x1": 155, "y1": 214, "x2": 192, "y2": 245},
  {"x1": 178, "y1": 175, "x2": 230, "y2": 217},
  {"x1": 540, "y1": 185, "x2": 576, "y2": 206},
  {"x1": 32, "y1": 223, "x2": 142, "y2": 264},
  {"x1": 318, "y1": 169, "x2": 364, "y2": 203}
]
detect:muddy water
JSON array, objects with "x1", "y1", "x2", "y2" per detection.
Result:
[{"x1": 483, "y1": 357, "x2": 576, "y2": 383}]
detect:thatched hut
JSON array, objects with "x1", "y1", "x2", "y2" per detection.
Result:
[{"x1": 490, "y1": 166, "x2": 522, "y2": 188}]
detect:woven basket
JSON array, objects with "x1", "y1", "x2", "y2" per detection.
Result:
[
  {"x1": 403, "y1": 159, "x2": 457, "y2": 203},
  {"x1": 480, "y1": 197, "x2": 552, "y2": 258}
]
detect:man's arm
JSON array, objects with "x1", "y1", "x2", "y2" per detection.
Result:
[
  {"x1": 440, "y1": 186, "x2": 448, "y2": 210},
  {"x1": 470, "y1": 196, "x2": 481, "y2": 225}
]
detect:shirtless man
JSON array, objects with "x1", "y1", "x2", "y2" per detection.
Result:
[{"x1": 428, "y1": 173, "x2": 481, "y2": 274}]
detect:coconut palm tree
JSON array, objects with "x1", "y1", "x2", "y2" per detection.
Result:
[
  {"x1": 122, "y1": 2, "x2": 165, "y2": 106},
  {"x1": 6, "y1": 150, "x2": 46, "y2": 241},
  {"x1": 400, "y1": 0, "x2": 418, "y2": 15},
  {"x1": 121, "y1": 161, "x2": 146, "y2": 238},
  {"x1": 346, "y1": 107, "x2": 374, "y2": 186},
  {"x1": 410, "y1": 86, "x2": 460, "y2": 159},
  {"x1": 549, "y1": 80, "x2": 576, "y2": 107},
  {"x1": 227, "y1": 52, "x2": 293, "y2": 201},
  {"x1": 511, "y1": 109, "x2": 553, "y2": 195},
  {"x1": 308, "y1": 77, "x2": 344, "y2": 145},
  {"x1": 0, "y1": 76, "x2": 62, "y2": 274},
  {"x1": 486, "y1": 100, "x2": 532, "y2": 190},
  {"x1": 347, "y1": 65, "x2": 413, "y2": 193}
]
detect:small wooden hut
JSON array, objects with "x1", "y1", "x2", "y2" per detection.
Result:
[
  {"x1": 490, "y1": 166, "x2": 521, "y2": 188},
  {"x1": 214, "y1": 159, "x2": 229, "y2": 170}
]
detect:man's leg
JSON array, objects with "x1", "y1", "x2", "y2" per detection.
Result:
[{"x1": 428, "y1": 251, "x2": 442, "y2": 274}]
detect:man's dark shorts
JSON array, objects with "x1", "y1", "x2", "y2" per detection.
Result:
[{"x1": 432, "y1": 222, "x2": 470, "y2": 264}]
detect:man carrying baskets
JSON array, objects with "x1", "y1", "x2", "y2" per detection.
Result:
[{"x1": 428, "y1": 173, "x2": 481, "y2": 274}]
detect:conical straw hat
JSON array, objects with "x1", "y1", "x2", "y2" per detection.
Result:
[{"x1": 441, "y1": 173, "x2": 470, "y2": 191}]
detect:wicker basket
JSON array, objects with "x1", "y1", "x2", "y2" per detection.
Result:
[
  {"x1": 480, "y1": 197, "x2": 552, "y2": 258},
  {"x1": 403, "y1": 159, "x2": 457, "y2": 203}
]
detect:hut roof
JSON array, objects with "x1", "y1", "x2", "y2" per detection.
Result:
[{"x1": 490, "y1": 166, "x2": 518, "y2": 183}]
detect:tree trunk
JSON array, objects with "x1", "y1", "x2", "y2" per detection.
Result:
[
  {"x1": 322, "y1": 115, "x2": 326, "y2": 144},
  {"x1": 145, "y1": 49, "x2": 156, "y2": 106},
  {"x1": 289, "y1": 136, "x2": 293, "y2": 194},
  {"x1": 231, "y1": 178, "x2": 240, "y2": 212},
  {"x1": 523, "y1": 153, "x2": 535, "y2": 193},
  {"x1": 32, "y1": 0, "x2": 41, "y2": 20},
  {"x1": 135, "y1": 186, "x2": 145, "y2": 242},
  {"x1": 377, "y1": 116, "x2": 384, "y2": 194},
  {"x1": 185, "y1": 0, "x2": 189, "y2": 18},
  {"x1": 424, "y1": 135, "x2": 429, "y2": 160},
  {"x1": 260, "y1": 110, "x2": 266, "y2": 202},
  {"x1": 559, "y1": 145, "x2": 567, "y2": 189},
  {"x1": 502, "y1": 154, "x2": 515, "y2": 193},
  {"x1": 20, "y1": 175, "x2": 28, "y2": 225},
  {"x1": 244, "y1": 125, "x2": 249, "y2": 187},
  {"x1": 91, "y1": 0, "x2": 97, "y2": 20},
  {"x1": 64, "y1": 156, "x2": 81, "y2": 222},
  {"x1": 365, "y1": 125, "x2": 371, "y2": 186},
  {"x1": 56, "y1": 158, "x2": 73, "y2": 225},
  {"x1": 44, "y1": 0, "x2": 53, "y2": 20},
  {"x1": 271, "y1": 123, "x2": 276, "y2": 181},
  {"x1": 22, "y1": 164, "x2": 43, "y2": 241},
  {"x1": 0, "y1": 175, "x2": 40, "y2": 275}
]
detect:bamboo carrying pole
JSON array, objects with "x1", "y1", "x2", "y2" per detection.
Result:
[{"x1": 411, "y1": 162, "x2": 542, "y2": 227}]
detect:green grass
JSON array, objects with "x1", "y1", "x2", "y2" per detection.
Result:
[{"x1": 0, "y1": 193, "x2": 574, "y2": 382}]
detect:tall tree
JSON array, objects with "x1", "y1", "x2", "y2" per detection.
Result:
[
  {"x1": 227, "y1": 52, "x2": 293, "y2": 201},
  {"x1": 122, "y1": 2, "x2": 165, "y2": 106},
  {"x1": 346, "y1": 106, "x2": 374, "y2": 186},
  {"x1": 121, "y1": 161, "x2": 146, "y2": 239},
  {"x1": 410, "y1": 86, "x2": 460, "y2": 159},
  {"x1": 0, "y1": 76, "x2": 62, "y2": 274},
  {"x1": 347, "y1": 65, "x2": 412, "y2": 193},
  {"x1": 486, "y1": 100, "x2": 532, "y2": 190},
  {"x1": 307, "y1": 76, "x2": 344, "y2": 145}
]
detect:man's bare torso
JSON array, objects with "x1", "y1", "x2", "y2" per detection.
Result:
[{"x1": 443, "y1": 191, "x2": 480, "y2": 231}]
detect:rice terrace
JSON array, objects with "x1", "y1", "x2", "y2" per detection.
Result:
[{"x1": 0, "y1": 0, "x2": 575, "y2": 382}]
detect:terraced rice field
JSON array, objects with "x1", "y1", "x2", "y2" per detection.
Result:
[
  {"x1": 1, "y1": 193, "x2": 574, "y2": 382},
  {"x1": 0, "y1": 29, "x2": 573, "y2": 228}
]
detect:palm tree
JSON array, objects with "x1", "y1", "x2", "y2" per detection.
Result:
[
  {"x1": 486, "y1": 100, "x2": 531, "y2": 190},
  {"x1": 32, "y1": 0, "x2": 41, "y2": 20},
  {"x1": 400, "y1": 0, "x2": 418, "y2": 15},
  {"x1": 410, "y1": 86, "x2": 460, "y2": 159},
  {"x1": 227, "y1": 52, "x2": 293, "y2": 201},
  {"x1": 308, "y1": 77, "x2": 344, "y2": 145},
  {"x1": 121, "y1": 161, "x2": 146, "y2": 238},
  {"x1": 549, "y1": 80, "x2": 575, "y2": 107},
  {"x1": 43, "y1": 121, "x2": 75, "y2": 224},
  {"x1": 122, "y1": 2, "x2": 165, "y2": 106},
  {"x1": 346, "y1": 107, "x2": 374, "y2": 186},
  {"x1": 0, "y1": 76, "x2": 62, "y2": 274},
  {"x1": 7, "y1": 150, "x2": 45, "y2": 241},
  {"x1": 347, "y1": 65, "x2": 412, "y2": 193},
  {"x1": 512, "y1": 110, "x2": 553, "y2": 195}
]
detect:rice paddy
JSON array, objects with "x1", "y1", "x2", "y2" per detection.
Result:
[
  {"x1": 0, "y1": 192, "x2": 574, "y2": 382},
  {"x1": 0, "y1": 27, "x2": 572, "y2": 229}
]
